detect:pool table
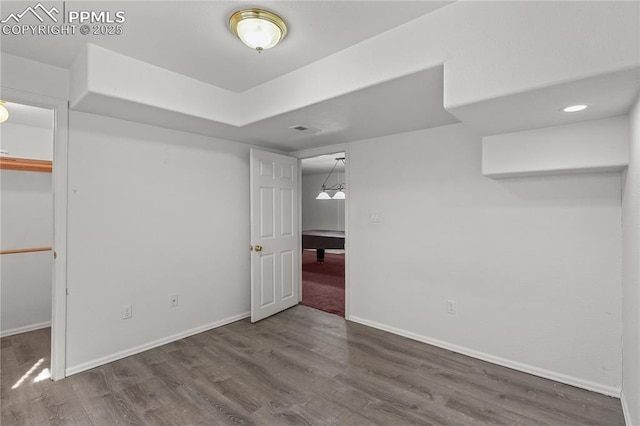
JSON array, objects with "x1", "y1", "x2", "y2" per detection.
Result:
[{"x1": 302, "y1": 230, "x2": 345, "y2": 262}]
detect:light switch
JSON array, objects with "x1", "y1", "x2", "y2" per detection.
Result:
[{"x1": 370, "y1": 211, "x2": 381, "y2": 222}]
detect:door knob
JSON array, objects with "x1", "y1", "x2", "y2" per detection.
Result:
[{"x1": 254, "y1": 245, "x2": 263, "y2": 252}]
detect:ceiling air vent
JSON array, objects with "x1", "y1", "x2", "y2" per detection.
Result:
[{"x1": 289, "y1": 125, "x2": 320, "y2": 134}]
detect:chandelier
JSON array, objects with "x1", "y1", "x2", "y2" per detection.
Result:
[{"x1": 316, "y1": 157, "x2": 346, "y2": 200}]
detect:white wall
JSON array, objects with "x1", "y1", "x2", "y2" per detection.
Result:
[
  {"x1": 0, "y1": 169, "x2": 53, "y2": 336},
  {"x1": 302, "y1": 172, "x2": 345, "y2": 231},
  {"x1": 348, "y1": 123, "x2": 622, "y2": 394},
  {"x1": 622, "y1": 96, "x2": 640, "y2": 424},
  {"x1": 0, "y1": 251, "x2": 52, "y2": 336},
  {"x1": 1, "y1": 122, "x2": 54, "y2": 160},
  {"x1": 65, "y1": 112, "x2": 251, "y2": 373}
]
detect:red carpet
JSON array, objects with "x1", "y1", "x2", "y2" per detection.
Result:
[{"x1": 301, "y1": 250, "x2": 345, "y2": 317}]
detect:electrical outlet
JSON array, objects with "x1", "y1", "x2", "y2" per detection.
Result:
[
  {"x1": 122, "y1": 304, "x2": 132, "y2": 319},
  {"x1": 170, "y1": 294, "x2": 178, "y2": 308},
  {"x1": 447, "y1": 300, "x2": 456, "y2": 315}
]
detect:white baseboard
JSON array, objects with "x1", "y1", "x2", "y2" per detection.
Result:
[
  {"x1": 621, "y1": 390, "x2": 634, "y2": 426},
  {"x1": 66, "y1": 312, "x2": 250, "y2": 377},
  {"x1": 1, "y1": 321, "x2": 51, "y2": 338},
  {"x1": 348, "y1": 315, "x2": 621, "y2": 398}
]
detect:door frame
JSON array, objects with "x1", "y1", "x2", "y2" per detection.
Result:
[
  {"x1": 1, "y1": 87, "x2": 68, "y2": 380},
  {"x1": 292, "y1": 144, "x2": 350, "y2": 319}
]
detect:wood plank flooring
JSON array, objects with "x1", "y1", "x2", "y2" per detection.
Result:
[{"x1": 1, "y1": 305, "x2": 625, "y2": 425}]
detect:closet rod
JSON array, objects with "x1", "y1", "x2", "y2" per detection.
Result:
[
  {"x1": 0, "y1": 157, "x2": 52, "y2": 173},
  {"x1": 0, "y1": 247, "x2": 52, "y2": 255}
]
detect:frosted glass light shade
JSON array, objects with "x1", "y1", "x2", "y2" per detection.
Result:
[
  {"x1": 0, "y1": 102, "x2": 8, "y2": 124},
  {"x1": 316, "y1": 191, "x2": 331, "y2": 200},
  {"x1": 332, "y1": 191, "x2": 345, "y2": 200},
  {"x1": 229, "y1": 9, "x2": 287, "y2": 51},
  {"x1": 236, "y1": 19, "x2": 281, "y2": 50}
]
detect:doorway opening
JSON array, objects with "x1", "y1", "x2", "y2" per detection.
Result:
[
  {"x1": 0, "y1": 100, "x2": 55, "y2": 385},
  {"x1": 300, "y1": 153, "x2": 346, "y2": 317}
]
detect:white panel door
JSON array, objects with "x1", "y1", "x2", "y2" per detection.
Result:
[{"x1": 250, "y1": 149, "x2": 299, "y2": 322}]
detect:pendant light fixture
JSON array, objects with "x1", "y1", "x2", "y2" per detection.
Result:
[
  {"x1": 333, "y1": 189, "x2": 345, "y2": 200},
  {"x1": 229, "y1": 8, "x2": 287, "y2": 52},
  {"x1": 316, "y1": 191, "x2": 332, "y2": 200},
  {"x1": 0, "y1": 101, "x2": 8, "y2": 124},
  {"x1": 316, "y1": 157, "x2": 346, "y2": 200}
]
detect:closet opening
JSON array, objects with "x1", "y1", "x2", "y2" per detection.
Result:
[
  {"x1": 300, "y1": 153, "x2": 346, "y2": 317},
  {"x1": 0, "y1": 100, "x2": 55, "y2": 385}
]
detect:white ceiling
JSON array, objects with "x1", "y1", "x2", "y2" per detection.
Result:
[
  {"x1": 73, "y1": 65, "x2": 458, "y2": 151},
  {"x1": 2, "y1": 1, "x2": 637, "y2": 152},
  {"x1": 0, "y1": 1, "x2": 451, "y2": 92},
  {"x1": 448, "y1": 68, "x2": 640, "y2": 136},
  {"x1": 301, "y1": 152, "x2": 345, "y2": 174},
  {"x1": 240, "y1": 66, "x2": 459, "y2": 150}
]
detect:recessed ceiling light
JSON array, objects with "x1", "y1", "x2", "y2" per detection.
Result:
[
  {"x1": 562, "y1": 104, "x2": 588, "y2": 113},
  {"x1": 229, "y1": 9, "x2": 287, "y2": 52}
]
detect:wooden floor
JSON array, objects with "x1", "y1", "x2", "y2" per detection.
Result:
[{"x1": 1, "y1": 305, "x2": 625, "y2": 425}]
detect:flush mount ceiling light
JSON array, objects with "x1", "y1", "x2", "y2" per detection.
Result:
[
  {"x1": 229, "y1": 8, "x2": 287, "y2": 52},
  {"x1": 562, "y1": 104, "x2": 588, "y2": 113},
  {"x1": 316, "y1": 157, "x2": 346, "y2": 200},
  {"x1": 0, "y1": 101, "x2": 8, "y2": 124}
]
